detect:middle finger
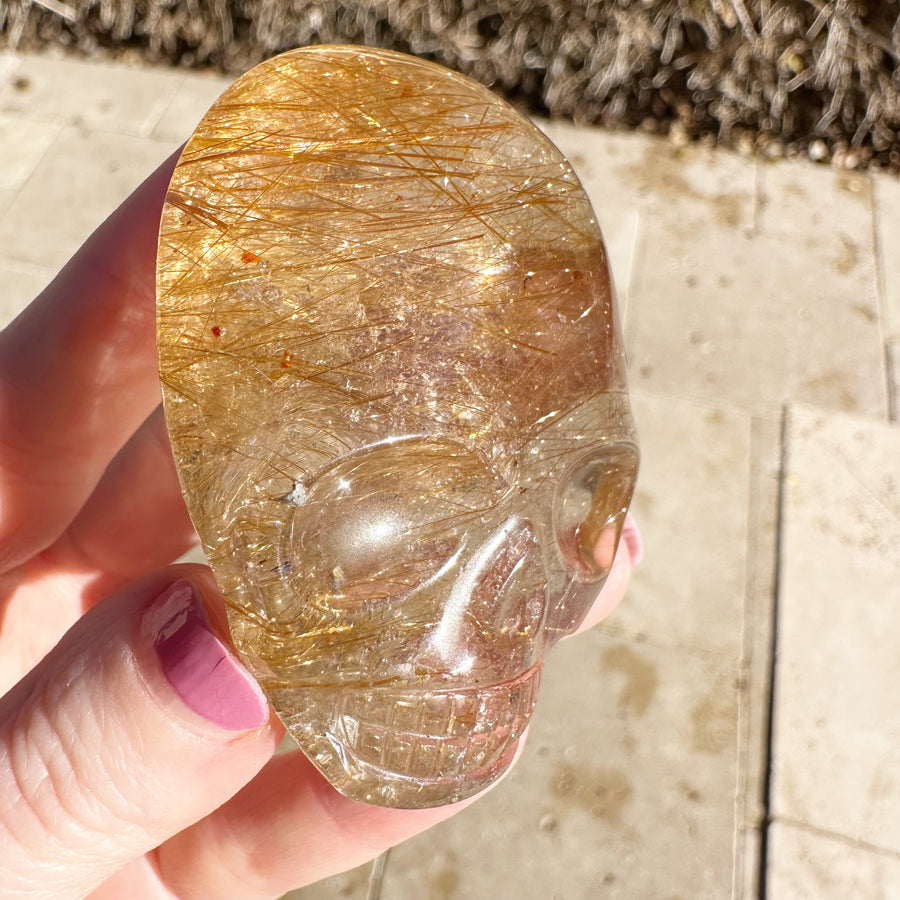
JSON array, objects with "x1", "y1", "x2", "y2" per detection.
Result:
[{"x1": 46, "y1": 406, "x2": 198, "y2": 604}]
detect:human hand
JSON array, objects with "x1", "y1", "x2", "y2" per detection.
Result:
[{"x1": 0, "y1": 155, "x2": 641, "y2": 900}]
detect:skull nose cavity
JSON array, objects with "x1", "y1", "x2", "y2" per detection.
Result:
[
  {"x1": 427, "y1": 516, "x2": 545, "y2": 677},
  {"x1": 553, "y1": 442, "x2": 639, "y2": 580},
  {"x1": 430, "y1": 516, "x2": 525, "y2": 652}
]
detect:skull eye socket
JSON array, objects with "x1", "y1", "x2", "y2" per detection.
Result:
[
  {"x1": 284, "y1": 438, "x2": 511, "y2": 612},
  {"x1": 553, "y1": 442, "x2": 639, "y2": 580}
]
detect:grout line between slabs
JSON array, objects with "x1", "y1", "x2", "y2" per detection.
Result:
[
  {"x1": 776, "y1": 816, "x2": 900, "y2": 862},
  {"x1": 732, "y1": 414, "x2": 776, "y2": 899},
  {"x1": 888, "y1": 345, "x2": 898, "y2": 423},
  {"x1": 756, "y1": 406, "x2": 790, "y2": 900},
  {"x1": 871, "y1": 176, "x2": 895, "y2": 423},
  {"x1": 365, "y1": 849, "x2": 390, "y2": 900},
  {"x1": 141, "y1": 72, "x2": 187, "y2": 138},
  {"x1": 749, "y1": 158, "x2": 764, "y2": 238},
  {"x1": 621, "y1": 205, "x2": 644, "y2": 359}
]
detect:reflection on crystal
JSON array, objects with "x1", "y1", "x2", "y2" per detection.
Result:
[{"x1": 157, "y1": 45, "x2": 638, "y2": 808}]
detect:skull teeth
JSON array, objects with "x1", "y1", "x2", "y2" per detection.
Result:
[
  {"x1": 336, "y1": 667, "x2": 541, "y2": 781},
  {"x1": 280, "y1": 665, "x2": 542, "y2": 797}
]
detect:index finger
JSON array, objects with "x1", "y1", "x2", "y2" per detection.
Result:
[{"x1": 0, "y1": 153, "x2": 178, "y2": 573}]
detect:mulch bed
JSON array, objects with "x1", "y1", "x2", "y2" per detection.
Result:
[{"x1": 3, "y1": 0, "x2": 898, "y2": 171}]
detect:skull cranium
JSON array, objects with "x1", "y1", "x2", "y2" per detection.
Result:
[{"x1": 157, "y1": 45, "x2": 638, "y2": 808}]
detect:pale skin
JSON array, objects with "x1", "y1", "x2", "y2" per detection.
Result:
[{"x1": 0, "y1": 154, "x2": 641, "y2": 900}]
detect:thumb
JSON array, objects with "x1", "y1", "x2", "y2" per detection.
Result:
[{"x1": 0, "y1": 566, "x2": 279, "y2": 900}]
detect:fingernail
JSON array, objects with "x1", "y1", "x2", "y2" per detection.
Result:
[
  {"x1": 150, "y1": 580, "x2": 268, "y2": 731},
  {"x1": 622, "y1": 513, "x2": 644, "y2": 567}
]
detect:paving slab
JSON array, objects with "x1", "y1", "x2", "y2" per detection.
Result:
[
  {"x1": 0, "y1": 189, "x2": 12, "y2": 224},
  {"x1": 0, "y1": 52, "x2": 183, "y2": 136},
  {"x1": 0, "y1": 113, "x2": 60, "y2": 192},
  {"x1": 874, "y1": 170, "x2": 900, "y2": 343},
  {"x1": 0, "y1": 125, "x2": 176, "y2": 270},
  {"x1": 283, "y1": 861, "x2": 375, "y2": 900},
  {"x1": 615, "y1": 395, "x2": 779, "y2": 893},
  {"x1": 377, "y1": 628, "x2": 741, "y2": 900},
  {"x1": 542, "y1": 125, "x2": 757, "y2": 227},
  {"x1": 540, "y1": 124, "x2": 758, "y2": 342},
  {"x1": 151, "y1": 71, "x2": 236, "y2": 143},
  {"x1": 0, "y1": 50, "x2": 17, "y2": 80},
  {"x1": 629, "y1": 158, "x2": 886, "y2": 418},
  {"x1": 767, "y1": 821, "x2": 900, "y2": 900},
  {"x1": 772, "y1": 405, "x2": 900, "y2": 852},
  {"x1": 611, "y1": 388, "x2": 752, "y2": 657}
]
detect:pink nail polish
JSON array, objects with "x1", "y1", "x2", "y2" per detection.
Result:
[
  {"x1": 151, "y1": 580, "x2": 268, "y2": 731},
  {"x1": 622, "y1": 513, "x2": 644, "y2": 567}
]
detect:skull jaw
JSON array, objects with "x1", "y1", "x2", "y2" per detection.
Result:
[{"x1": 272, "y1": 663, "x2": 542, "y2": 808}]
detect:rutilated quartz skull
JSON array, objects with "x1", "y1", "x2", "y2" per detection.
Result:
[{"x1": 157, "y1": 45, "x2": 638, "y2": 808}]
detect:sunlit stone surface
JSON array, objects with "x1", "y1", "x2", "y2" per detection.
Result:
[{"x1": 157, "y1": 45, "x2": 638, "y2": 808}]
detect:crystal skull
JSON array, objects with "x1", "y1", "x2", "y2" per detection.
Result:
[{"x1": 157, "y1": 45, "x2": 638, "y2": 808}]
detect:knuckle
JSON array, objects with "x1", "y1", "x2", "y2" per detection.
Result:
[{"x1": 0, "y1": 652, "x2": 144, "y2": 886}]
